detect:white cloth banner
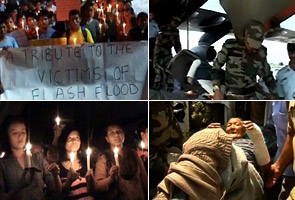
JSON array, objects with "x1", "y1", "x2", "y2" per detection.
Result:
[{"x1": 0, "y1": 41, "x2": 147, "y2": 100}]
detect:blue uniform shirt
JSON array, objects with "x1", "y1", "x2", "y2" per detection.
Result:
[{"x1": 276, "y1": 65, "x2": 295, "y2": 100}]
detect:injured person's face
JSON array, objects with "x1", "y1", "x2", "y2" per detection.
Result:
[{"x1": 226, "y1": 118, "x2": 246, "y2": 138}]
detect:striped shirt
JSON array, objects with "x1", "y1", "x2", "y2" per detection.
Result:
[{"x1": 58, "y1": 160, "x2": 93, "y2": 200}]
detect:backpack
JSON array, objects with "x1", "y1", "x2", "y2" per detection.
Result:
[{"x1": 66, "y1": 26, "x2": 88, "y2": 44}]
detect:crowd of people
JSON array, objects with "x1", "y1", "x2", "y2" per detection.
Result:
[
  {"x1": 0, "y1": 115, "x2": 148, "y2": 200},
  {"x1": 0, "y1": 0, "x2": 148, "y2": 48}
]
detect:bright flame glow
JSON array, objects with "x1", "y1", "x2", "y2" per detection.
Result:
[
  {"x1": 86, "y1": 148, "x2": 92, "y2": 156},
  {"x1": 0, "y1": 152, "x2": 5, "y2": 158},
  {"x1": 70, "y1": 152, "x2": 75, "y2": 163},
  {"x1": 114, "y1": 147, "x2": 119, "y2": 155},
  {"x1": 140, "y1": 141, "x2": 145, "y2": 149},
  {"x1": 55, "y1": 116, "x2": 61, "y2": 125}
]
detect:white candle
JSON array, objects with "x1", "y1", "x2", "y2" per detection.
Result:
[
  {"x1": 116, "y1": 11, "x2": 119, "y2": 21},
  {"x1": 73, "y1": 37, "x2": 77, "y2": 45},
  {"x1": 70, "y1": 152, "x2": 75, "y2": 168},
  {"x1": 13, "y1": 25, "x2": 17, "y2": 30},
  {"x1": 36, "y1": 27, "x2": 39, "y2": 39},
  {"x1": 55, "y1": 116, "x2": 61, "y2": 126},
  {"x1": 25, "y1": 143, "x2": 32, "y2": 168},
  {"x1": 123, "y1": 23, "x2": 126, "y2": 35},
  {"x1": 21, "y1": 20, "x2": 24, "y2": 29},
  {"x1": 140, "y1": 141, "x2": 145, "y2": 152},
  {"x1": 113, "y1": 147, "x2": 119, "y2": 167},
  {"x1": 99, "y1": 23, "x2": 102, "y2": 33},
  {"x1": 107, "y1": 4, "x2": 111, "y2": 12},
  {"x1": 116, "y1": 4, "x2": 118, "y2": 12},
  {"x1": 86, "y1": 148, "x2": 92, "y2": 171},
  {"x1": 103, "y1": 17, "x2": 106, "y2": 25}
]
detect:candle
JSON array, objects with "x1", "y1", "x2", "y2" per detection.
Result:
[
  {"x1": 123, "y1": 23, "x2": 126, "y2": 35},
  {"x1": 99, "y1": 23, "x2": 102, "y2": 33},
  {"x1": 116, "y1": 4, "x2": 118, "y2": 12},
  {"x1": 107, "y1": 4, "x2": 111, "y2": 12},
  {"x1": 0, "y1": 152, "x2": 5, "y2": 158},
  {"x1": 21, "y1": 20, "x2": 24, "y2": 29},
  {"x1": 113, "y1": 147, "x2": 119, "y2": 167},
  {"x1": 25, "y1": 143, "x2": 32, "y2": 168},
  {"x1": 13, "y1": 25, "x2": 17, "y2": 30},
  {"x1": 140, "y1": 141, "x2": 145, "y2": 152},
  {"x1": 70, "y1": 152, "x2": 75, "y2": 168},
  {"x1": 116, "y1": 11, "x2": 119, "y2": 20},
  {"x1": 103, "y1": 17, "x2": 106, "y2": 25},
  {"x1": 55, "y1": 116, "x2": 61, "y2": 126},
  {"x1": 73, "y1": 37, "x2": 77, "y2": 45},
  {"x1": 86, "y1": 147, "x2": 92, "y2": 171},
  {"x1": 36, "y1": 27, "x2": 39, "y2": 39}
]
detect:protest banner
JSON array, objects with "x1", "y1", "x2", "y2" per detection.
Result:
[{"x1": 0, "y1": 41, "x2": 148, "y2": 100}]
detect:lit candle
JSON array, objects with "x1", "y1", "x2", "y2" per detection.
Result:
[
  {"x1": 116, "y1": 11, "x2": 119, "y2": 21},
  {"x1": 86, "y1": 148, "x2": 92, "y2": 171},
  {"x1": 107, "y1": 4, "x2": 111, "y2": 12},
  {"x1": 140, "y1": 141, "x2": 145, "y2": 152},
  {"x1": 70, "y1": 152, "x2": 75, "y2": 168},
  {"x1": 123, "y1": 23, "x2": 126, "y2": 35},
  {"x1": 21, "y1": 20, "x2": 24, "y2": 29},
  {"x1": 103, "y1": 17, "x2": 106, "y2": 25},
  {"x1": 99, "y1": 23, "x2": 102, "y2": 33},
  {"x1": 25, "y1": 143, "x2": 32, "y2": 168},
  {"x1": 0, "y1": 152, "x2": 5, "y2": 158},
  {"x1": 36, "y1": 27, "x2": 39, "y2": 39},
  {"x1": 113, "y1": 147, "x2": 119, "y2": 167},
  {"x1": 55, "y1": 116, "x2": 61, "y2": 126},
  {"x1": 13, "y1": 25, "x2": 17, "y2": 30},
  {"x1": 73, "y1": 37, "x2": 77, "y2": 45},
  {"x1": 116, "y1": 4, "x2": 118, "y2": 12}
]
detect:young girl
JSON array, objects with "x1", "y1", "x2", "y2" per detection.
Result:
[
  {"x1": 57, "y1": 128, "x2": 94, "y2": 200},
  {"x1": 0, "y1": 116, "x2": 61, "y2": 200},
  {"x1": 95, "y1": 124, "x2": 148, "y2": 200}
]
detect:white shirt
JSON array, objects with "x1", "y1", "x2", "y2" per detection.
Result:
[
  {"x1": 276, "y1": 65, "x2": 295, "y2": 99},
  {"x1": 47, "y1": 4, "x2": 56, "y2": 13}
]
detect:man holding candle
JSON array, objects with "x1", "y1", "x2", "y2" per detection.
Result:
[
  {"x1": 65, "y1": 9, "x2": 94, "y2": 45},
  {"x1": 0, "y1": 116, "x2": 62, "y2": 200},
  {"x1": 95, "y1": 124, "x2": 148, "y2": 200}
]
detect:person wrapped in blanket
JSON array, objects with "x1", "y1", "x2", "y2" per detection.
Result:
[{"x1": 154, "y1": 120, "x2": 270, "y2": 199}]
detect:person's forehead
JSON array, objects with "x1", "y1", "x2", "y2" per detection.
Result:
[
  {"x1": 9, "y1": 122, "x2": 26, "y2": 130},
  {"x1": 228, "y1": 118, "x2": 242, "y2": 123},
  {"x1": 108, "y1": 125, "x2": 122, "y2": 131}
]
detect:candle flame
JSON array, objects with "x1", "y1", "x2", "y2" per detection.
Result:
[
  {"x1": 25, "y1": 143, "x2": 32, "y2": 155},
  {"x1": 86, "y1": 147, "x2": 92, "y2": 156},
  {"x1": 123, "y1": 23, "x2": 126, "y2": 27},
  {"x1": 0, "y1": 152, "x2": 5, "y2": 158},
  {"x1": 113, "y1": 147, "x2": 119, "y2": 155},
  {"x1": 140, "y1": 141, "x2": 145, "y2": 149},
  {"x1": 73, "y1": 38, "x2": 77, "y2": 44},
  {"x1": 55, "y1": 116, "x2": 61, "y2": 125}
]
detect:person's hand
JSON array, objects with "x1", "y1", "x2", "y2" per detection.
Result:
[
  {"x1": 185, "y1": 90, "x2": 198, "y2": 99},
  {"x1": 109, "y1": 166, "x2": 119, "y2": 181},
  {"x1": 18, "y1": 168, "x2": 35, "y2": 189},
  {"x1": 212, "y1": 90, "x2": 224, "y2": 100},
  {"x1": 53, "y1": 124, "x2": 64, "y2": 139},
  {"x1": 48, "y1": 163, "x2": 60, "y2": 177},
  {"x1": 66, "y1": 167, "x2": 79, "y2": 184},
  {"x1": 265, "y1": 163, "x2": 282, "y2": 188},
  {"x1": 85, "y1": 169, "x2": 94, "y2": 185},
  {"x1": 187, "y1": 77, "x2": 194, "y2": 85},
  {"x1": 243, "y1": 120, "x2": 255, "y2": 130},
  {"x1": 207, "y1": 123, "x2": 221, "y2": 129}
]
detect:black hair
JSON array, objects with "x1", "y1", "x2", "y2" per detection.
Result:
[
  {"x1": 69, "y1": 9, "x2": 80, "y2": 18},
  {"x1": 206, "y1": 46, "x2": 217, "y2": 62},
  {"x1": 0, "y1": 20, "x2": 5, "y2": 26},
  {"x1": 0, "y1": 115, "x2": 27, "y2": 156},
  {"x1": 137, "y1": 12, "x2": 147, "y2": 20},
  {"x1": 58, "y1": 126, "x2": 85, "y2": 162},
  {"x1": 287, "y1": 43, "x2": 295, "y2": 52},
  {"x1": 104, "y1": 123, "x2": 125, "y2": 137},
  {"x1": 38, "y1": 10, "x2": 49, "y2": 20},
  {"x1": 26, "y1": 12, "x2": 37, "y2": 20}
]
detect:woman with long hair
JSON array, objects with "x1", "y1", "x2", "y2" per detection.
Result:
[
  {"x1": 94, "y1": 124, "x2": 148, "y2": 200},
  {"x1": 0, "y1": 115, "x2": 62, "y2": 200}
]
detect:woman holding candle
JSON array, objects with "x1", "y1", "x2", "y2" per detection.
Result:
[
  {"x1": 57, "y1": 128, "x2": 94, "y2": 199},
  {"x1": 0, "y1": 116, "x2": 62, "y2": 200},
  {"x1": 95, "y1": 124, "x2": 148, "y2": 200}
]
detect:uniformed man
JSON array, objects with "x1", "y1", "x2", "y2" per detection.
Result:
[
  {"x1": 211, "y1": 20, "x2": 277, "y2": 100},
  {"x1": 277, "y1": 43, "x2": 295, "y2": 100},
  {"x1": 266, "y1": 101, "x2": 295, "y2": 199},
  {"x1": 152, "y1": 16, "x2": 182, "y2": 92}
]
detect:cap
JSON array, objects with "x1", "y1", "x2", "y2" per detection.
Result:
[{"x1": 245, "y1": 20, "x2": 265, "y2": 49}]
